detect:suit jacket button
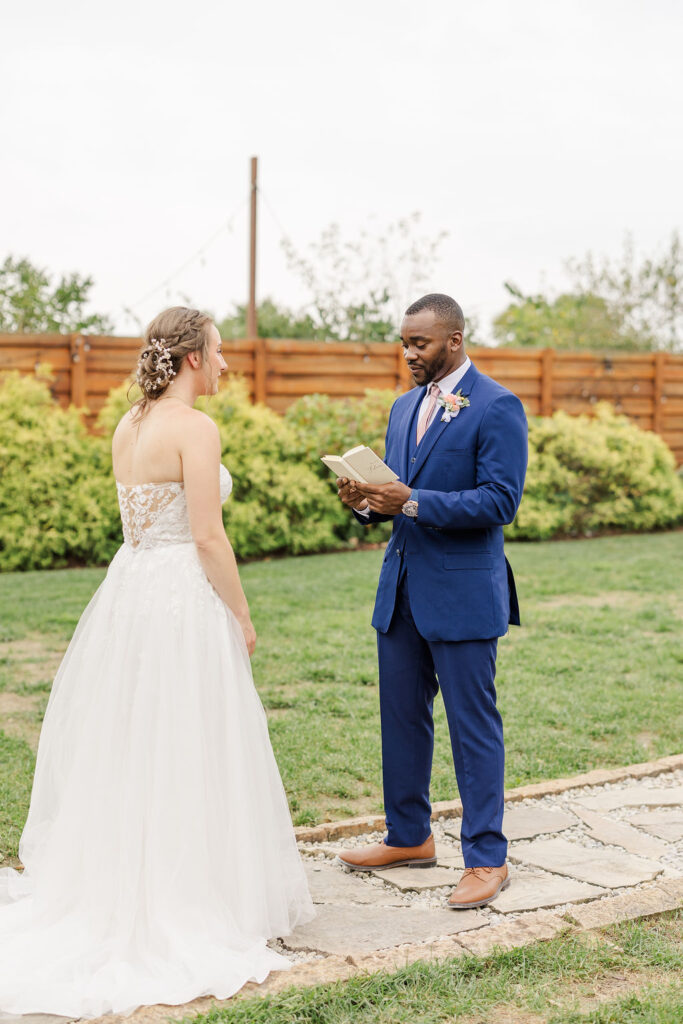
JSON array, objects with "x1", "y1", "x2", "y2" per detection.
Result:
[
  {"x1": 396, "y1": 549, "x2": 401, "y2": 556},
  {"x1": 411, "y1": 457, "x2": 416, "y2": 463}
]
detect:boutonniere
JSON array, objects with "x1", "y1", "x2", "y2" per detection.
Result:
[{"x1": 437, "y1": 389, "x2": 470, "y2": 422}]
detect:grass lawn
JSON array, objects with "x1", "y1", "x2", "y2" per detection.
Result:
[
  {"x1": 185, "y1": 911, "x2": 683, "y2": 1024},
  {"x1": 1, "y1": 531, "x2": 682, "y2": 859}
]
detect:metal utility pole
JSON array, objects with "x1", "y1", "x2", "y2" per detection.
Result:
[{"x1": 246, "y1": 156, "x2": 258, "y2": 339}]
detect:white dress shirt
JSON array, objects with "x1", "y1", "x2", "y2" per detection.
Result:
[
  {"x1": 355, "y1": 356, "x2": 472, "y2": 516},
  {"x1": 415, "y1": 357, "x2": 472, "y2": 437}
]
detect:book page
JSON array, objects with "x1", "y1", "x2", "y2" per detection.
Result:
[
  {"x1": 344, "y1": 447, "x2": 398, "y2": 484},
  {"x1": 320, "y1": 455, "x2": 368, "y2": 483}
]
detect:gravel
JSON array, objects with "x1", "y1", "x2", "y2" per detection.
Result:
[{"x1": 296, "y1": 767, "x2": 683, "y2": 919}]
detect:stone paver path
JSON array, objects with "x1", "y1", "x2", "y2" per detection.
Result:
[
  {"x1": 4, "y1": 755, "x2": 683, "y2": 1024},
  {"x1": 289, "y1": 762, "x2": 682, "y2": 958}
]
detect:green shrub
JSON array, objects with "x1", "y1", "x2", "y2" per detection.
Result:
[
  {"x1": 2, "y1": 374, "x2": 682, "y2": 573},
  {"x1": 284, "y1": 389, "x2": 397, "y2": 464},
  {"x1": 507, "y1": 403, "x2": 683, "y2": 540},
  {"x1": 197, "y1": 378, "x2": 339, "y2": 557},
  {"x1": 0, "y1": 373, "x2": 120, "y2": 571},
  {"x1": 284, "y1": 389, "x2": 397, "y2": 543}
]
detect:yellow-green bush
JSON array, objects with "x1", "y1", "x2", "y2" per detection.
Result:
[
  {"x1": 196, "y1": 378, "x2": 339, "y2": 557},
  {"x1": 2, "y1": 375, "x2": 682, "y2": 572},
  {"x1": 507, "y1": 403, "x2": 683, "y2": 540},
  {"x1": 284, "y1": 389, "x2": 397, "y2": 543},
  {"x1": 0, "y1": 373, "x2": 120, "y2": 571},
  {"x1": 284, "y1": 389, "x2": 397, "y2": 464}
]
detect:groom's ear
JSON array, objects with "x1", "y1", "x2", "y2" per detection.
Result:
[{"x1": 449, "y1": 331, "x2": 464, "y2": 351}]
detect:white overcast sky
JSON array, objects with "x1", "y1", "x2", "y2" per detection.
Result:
[{"x1": 3, "y1": 0, "x2": 682, "y2": 340}]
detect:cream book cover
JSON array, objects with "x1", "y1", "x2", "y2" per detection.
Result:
[{"x1": 320, "y1": 445, "x2": 398, "y2": 484}]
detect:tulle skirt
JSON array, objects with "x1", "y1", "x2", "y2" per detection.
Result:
[{"x1": 0, "y1": 541, "x2": 314, "y2": 1017}]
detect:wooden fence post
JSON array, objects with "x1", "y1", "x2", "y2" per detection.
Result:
[
  {"x1": 653, "y1": 351, "x2": 666, "y2": 436},
  {"x1": 253, "y1": 338, "x2": 267, "y2": 404},
  {"x1": 69, "y1": 333, "x2": 88, "y2": 408},
  {"x1": 396, "y1": 343, "x2": 413, "y2": 391},
  {"x1": 541, "y1": 348, "x2": 554, "y2": 417}
]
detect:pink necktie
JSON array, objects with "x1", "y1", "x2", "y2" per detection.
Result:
[{"x1": 416, "y1": 382, "x2": 440, "y2": 445}]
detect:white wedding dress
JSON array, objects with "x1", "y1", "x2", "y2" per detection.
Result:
[{"x1": 0, "y1": 464, "x2": 314, "y2": 1017}]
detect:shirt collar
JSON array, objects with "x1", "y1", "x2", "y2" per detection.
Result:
[{"x1": 432, "y1": 356, "x2": 471, "y2": 396}]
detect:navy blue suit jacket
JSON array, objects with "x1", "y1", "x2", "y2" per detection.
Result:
[{"x1": 357, "y1": 362, "x2": 528, "y2": 642}]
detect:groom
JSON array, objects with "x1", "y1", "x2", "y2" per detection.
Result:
[{"x1": 336, "y1": 293, "x2": 528, "y2": 908}]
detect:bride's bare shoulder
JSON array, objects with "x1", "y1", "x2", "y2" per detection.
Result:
[
  {"x1": 112, "y1": 409, "x2": 137, "y2": 444},
  {"x1": 179, "y1": 407, "x2": 219, "y2": 437}
]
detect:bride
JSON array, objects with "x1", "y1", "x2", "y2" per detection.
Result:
[{"x1": 0, "y1": 307, "x2": 314, "y2": 1017}]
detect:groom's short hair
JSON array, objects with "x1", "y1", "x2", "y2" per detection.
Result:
[{"x1": 405, "y1": 294, "x2": 465, "y2": 334}]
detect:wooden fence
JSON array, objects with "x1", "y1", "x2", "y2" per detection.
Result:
[{"x1": 1, "y1": 334, "x2": 682, "y2": 464}]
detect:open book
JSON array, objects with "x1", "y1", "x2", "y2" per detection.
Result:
[{"x1": 320, "y1": 445, "x2": 399, "y2": 485}]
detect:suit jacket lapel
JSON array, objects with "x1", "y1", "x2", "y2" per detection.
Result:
[
  {"x1": 407, "y1": 363, "x2": 479, "y2": 486},
  {"x1": 401, "y1": 385, "x2": 425, "y2": 481}
]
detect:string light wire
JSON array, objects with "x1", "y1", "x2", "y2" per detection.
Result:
[{"x1": 127, "y1": 193, "x2": 251, "y2": 311}]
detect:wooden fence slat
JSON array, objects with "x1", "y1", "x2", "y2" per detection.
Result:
[
  {"x1": 553, "y1": 380, "x2": 655, "y2": 398},
  {"x1": 268, "y1": 375, "x2": 399, "y2": 396},
  {"x1": 653, "y1": 352, "x2": 666, "y2": 434},
  {"x1": 551, "y1": 364, "x2": 656, "y2": 381},
  {"x1": 541, "y1": 349, "x2": 554, "y2": 416},
  {"x1": 69, "y1": 334, "x2": 87, "y2": 408},
  {"x1": 396, "y1": 346, "x2": 414, "y2": 390},
  {"x1": 0, "y1": 335, "x2": 72, "y2": 348},
  {"x1": 0, "y1": 349, "x2": 72, "y2": 371},
  {"x1": 558, "y1": 396, "x2": 654, "y2": 415},
  {"x1": 267, "y1": 354, "x2": 398, "y2": 376},
  {"x1": 469, "y1": 360, "x2": 542, "y2": 381},
  {"x1": 253, "y1": 338, "x2": 267, "y2": 404},
  {"x1": 265, "y1": 339, "x2": 393, "y2": 356},
  {"x1": 87, "y1": 355, "x2": 138, "y2": 373},
  {"x1": 551, "y1": 349, "x2": 657, "y2": 362}
]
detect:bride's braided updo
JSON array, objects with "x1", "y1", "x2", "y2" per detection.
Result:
[{"x1": 131, "y1": 306, "x2": 214, "y2": 417}]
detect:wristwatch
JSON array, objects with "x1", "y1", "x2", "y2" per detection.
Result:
[{"x1": 402, "y1": 489, "x2": 419, "y2": 518}]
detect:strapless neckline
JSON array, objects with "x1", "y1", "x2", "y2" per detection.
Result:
[
  {"x1": 115, "y1": 463, "x2": 231, "y2": 491},
  {"x1": 115, "y1": 479, "x2": 184, "y2": 490}
]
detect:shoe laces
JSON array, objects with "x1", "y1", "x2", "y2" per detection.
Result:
[{"x1": 462, "y1": 866, "x2": 496, "y2": 881}]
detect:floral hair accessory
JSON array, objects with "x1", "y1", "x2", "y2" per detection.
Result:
[
  {"x1": 136, "y1": 337, "x2": 177, "y2": 393},
  {"x1": 437, "y1": 388, "x2": 470, "y2": 422}
]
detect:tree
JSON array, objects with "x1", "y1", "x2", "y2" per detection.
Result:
[
  {"x1": 0, "y1": 255, "x2": 113, "y2": 334},
  {"x1": 494, "y1": 234, "x2": 683, "y2": 353},
  {"x1": 566, "y1": 232, "x2": 683, "y2": 352},
  {"x1": 217, "y1": 298, "x2": 322, "y2": 339},
  {"x1": 492, "y1": 284, "x2": 645, "y2": 351},
  {"x1": 281, "y1": 213, "x2": 449, "y2": 342}
]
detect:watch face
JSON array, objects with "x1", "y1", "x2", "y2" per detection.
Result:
[{"x1": 402, "y1": 500, "x2": 418, "y2": 517}]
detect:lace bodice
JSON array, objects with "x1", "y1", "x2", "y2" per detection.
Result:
[{"x1": 116, "y1": 464, "x2": 233, "y2": 549}]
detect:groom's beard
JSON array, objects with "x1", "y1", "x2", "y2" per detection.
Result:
[{"x1": 411, "y1": 348, "x2": 450, "y2": 386}]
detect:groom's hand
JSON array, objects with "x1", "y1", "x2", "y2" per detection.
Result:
[
  {"x1": 336, "y1": 477, "x2": 369, "y2": 511},
  {"x1": 355, "y1": 481, "x2": 412, "y2": 514}
]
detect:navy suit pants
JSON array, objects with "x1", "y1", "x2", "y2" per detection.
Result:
[{"x1": 377, "y1": 574, "x2": 507, "y2": 867}]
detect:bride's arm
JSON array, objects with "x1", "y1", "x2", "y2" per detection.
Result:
[{"x1": 181, "y1": 413, "x2": 256, "y2": 655}]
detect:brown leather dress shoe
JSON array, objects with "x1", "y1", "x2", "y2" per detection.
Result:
[
  {"x1": 337, "y1": 834, "x2": 436, "y2": 871},
  {"x1": 447, "y1": 864, "x2": 509, "y2": 909}
]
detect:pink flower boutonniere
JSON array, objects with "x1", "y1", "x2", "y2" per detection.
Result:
[{"x1": 437, "y1": 389, "x2": 470, "y2": 423}]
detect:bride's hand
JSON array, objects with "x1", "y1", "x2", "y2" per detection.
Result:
[{"x1": 238, "y1": 616, "x2": 257, "y2": 656}]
